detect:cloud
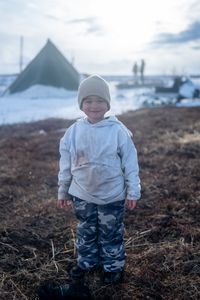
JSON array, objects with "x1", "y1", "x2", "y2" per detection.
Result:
[
  {"x1": 192, "y1": 45, "x2": 200, "y2": 50},
  {"x1": 188, "y1": 0, "x2": 200, "y2": 13},
  {"x1": 45, "y1": 14, "x2": 61, "y2": 22},
  {"x1": 152, "y1": 21, "x2": 200, "y2": 46},
  {"x1": 67, "y1": 17, "x2": 104, "y2": 35}
]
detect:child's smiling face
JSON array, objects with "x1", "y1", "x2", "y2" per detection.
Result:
[{"x1": 81, "y1": 95, "x2": 109, "y2": 123}]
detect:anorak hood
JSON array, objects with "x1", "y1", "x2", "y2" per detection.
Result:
[{"x1": 80, "y1": 116, "x2": 132, "y2": 135}]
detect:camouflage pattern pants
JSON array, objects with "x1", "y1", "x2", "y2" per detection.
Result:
[{"x1": 72, "y1": 197, "x2": 126, "y2": 272}]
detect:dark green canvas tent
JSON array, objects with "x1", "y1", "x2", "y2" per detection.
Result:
[{"x1": 4, "y1": 39, "x2": 80, "y2": 95}]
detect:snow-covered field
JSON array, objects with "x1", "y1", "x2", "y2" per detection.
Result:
[{"x1": 0, "y1": 75, "x2": 200, "y2": 125}]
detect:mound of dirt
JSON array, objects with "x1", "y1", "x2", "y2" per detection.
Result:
[{"x1": 0, "y1": 107, "x2": 199, "y2": 299}]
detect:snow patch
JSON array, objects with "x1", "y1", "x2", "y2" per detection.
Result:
[{"x1": 0, "y1": 76, "x2": 199, "y2": 125}]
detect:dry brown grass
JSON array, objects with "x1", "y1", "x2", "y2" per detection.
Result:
[{"x1": 0, "y1": 107, "x2": 200, "y2": 299}]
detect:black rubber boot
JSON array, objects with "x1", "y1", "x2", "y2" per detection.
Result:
[
  {"x1": 69, "y1": 265, "x2": 87, "y2": 279},
  {"x1": 103, "y1": 271, "x2": 124, "y2": 284}
]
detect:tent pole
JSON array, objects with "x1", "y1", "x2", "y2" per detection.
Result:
[{"x1": 19, "y1": 36, "x2": 24, "y2": 73}]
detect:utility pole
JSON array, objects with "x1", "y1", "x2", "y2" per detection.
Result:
[
  {"x1": 19, "y1": 36, "x2": 24, "y2": 73},
  {"x1": 71, "y1": 51, "x2": 75, "y2": 66}
]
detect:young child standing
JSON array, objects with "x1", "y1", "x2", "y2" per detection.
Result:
[{"x1": 58, "y1": 75, "x2": 141, "y2": 284}]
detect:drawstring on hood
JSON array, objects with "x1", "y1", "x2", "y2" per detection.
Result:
[{"x1": 82, "y1": 116, "x2": 132, "y2": 136}]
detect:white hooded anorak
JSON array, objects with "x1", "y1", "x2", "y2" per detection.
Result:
[{"x1": 58, "y1": 116, "x2": 141, "y2": 205}]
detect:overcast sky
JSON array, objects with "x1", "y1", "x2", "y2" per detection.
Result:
[{"x1": 0, "y1": 0, "x2": 200, "y2": 75}]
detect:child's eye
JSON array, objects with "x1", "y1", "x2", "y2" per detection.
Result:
[
  {"x1": 83, "y1": 98, "x2": 105, "y2": 105},
  {"x1": 97, "y1": 99, "x2": 105, "y2": 104},
  {"x1": 85, "y1": 100, "x2": 92, "y2": 104}
]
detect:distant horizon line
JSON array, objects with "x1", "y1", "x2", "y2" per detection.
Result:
[{"x1": 0, "y1": 73, "x2": 200, "y2": 78}]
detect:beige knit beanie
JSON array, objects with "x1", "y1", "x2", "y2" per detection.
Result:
[{"x1": 77, "y1": 74, "x2": 111, "y2": 110}]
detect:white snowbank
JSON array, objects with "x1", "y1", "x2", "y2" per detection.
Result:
[
  {"x1": 4, "y1": 84, "x2": 76, "y2": 99},
  {"x1": 0, "y1": 79, "x2": 199, "y2": 126},
  {"x1": 0, "y1": 82, "x2": 145, "y2": 125}
]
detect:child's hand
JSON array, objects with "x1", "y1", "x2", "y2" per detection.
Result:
[
  {"x1": 57, "y1": 199, "x2": 72, "y2": 209},
  {"x1": 126, "y1": 199, "x2": 137, "y2": 211}
]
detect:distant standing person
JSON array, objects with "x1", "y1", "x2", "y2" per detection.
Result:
[
  {"x1": 58, "y1": 75, "x2": 141, "y2": 284},
  {"x1": 140, "y1": 59, "x2": 145, "y2": 84},
  {"x1": 132, "y1": 62, "x2": 138, "y2": 83}
]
